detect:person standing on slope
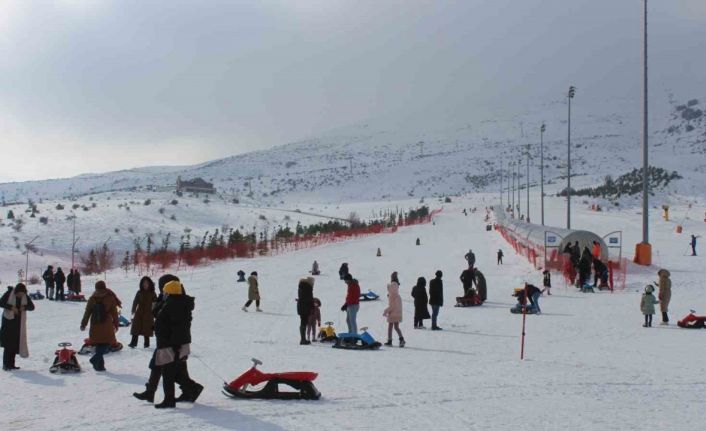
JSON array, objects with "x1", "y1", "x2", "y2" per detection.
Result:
[
  {"x1": 691, "y1": 235, "x2": 698, "y2": 256},
  {"x1": 54, "y1": 267, "x2": 66, "y2": 301},
  {"x1": 153, "y1": 280, "x2": 202, "y2": 409},
  {"x1": 428, "y1": 271, "x2": 444, "y2": 330},
  {"x1": 42, "y1": 266, "x2": 55, "y2": 300},
  {"x1": 1, "y1": 284, "x2": 34, "y2": 371},
  {"x1": 297, "y1": 277, "x2": 314, "y2": 345},
  {"x1": 411, "y1": 277, "x2": 431, "y2": 329},
  {"x1": 464, "y1": 249, "x2": 476, "y2": 269},
  {"x1": 497, "y1": 249, "x2": 504, "y2": 265},
  {"x1": 341, "y1": 274, "x2": 360, "y2": 334},
  {"x1": 657, "y1": 269, "x2": 671, "y2": 325},
  {"x1": 129, "y1": 276, "x2": 157, "y2": 348},
  {"x1": 542, "y1": 269, "x2": 552, "y2": 296},
  {"x1": 242, "y1": 271, "x2": 261, "y2": 312},
  {"x1": 640, "y1": 285, "x2": 659, "y2": 328},
  {"x1": 383, "y1": 272, "x2": 405, "y2": 347},
  {"x1": 80, "y1": 281, "x2": 120, "y2": 371},
  {"x1": 134, "y1": 275, "x2": 201, "y2": 405}
]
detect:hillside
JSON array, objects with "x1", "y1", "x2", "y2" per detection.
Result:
[{"x1": 1, "y1": 94, "x2": 704, "y2": 207}]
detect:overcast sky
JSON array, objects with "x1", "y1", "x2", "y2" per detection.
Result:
[{"x1": 1, "y1": 0, "x2": 704, "y2": 182}]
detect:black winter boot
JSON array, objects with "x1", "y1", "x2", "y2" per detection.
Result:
[
  {"x1": 176, "y1": 382, "x2": 204, "y2": 403},
  {"x1": 299, "y1": 326, "x2": 310, "y2": 345},
  {"x1": 144, "y1": 337, "x2": 150, "y2": 348},
  {"x1": 133, "y1": 384, "x2": 156, "y2": 403},
  {"x1": 128, "y1": 335, "x2": 138, "y2": 348}
]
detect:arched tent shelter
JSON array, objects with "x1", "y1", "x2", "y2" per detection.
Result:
[{"x1": 494, "y1": 209, "x2": 611, "y2": 268}]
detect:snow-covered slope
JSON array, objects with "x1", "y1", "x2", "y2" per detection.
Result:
[
  {"x1": 0, "y1": 94, "x2": 704, "y2": 206},
  {"x1": 1, "y1": 195, "x2": 705, "y2": 431}
]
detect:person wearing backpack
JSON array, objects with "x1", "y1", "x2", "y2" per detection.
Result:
[{"x1": 80, "y1": 281, "x2": 119, "y2": 371}]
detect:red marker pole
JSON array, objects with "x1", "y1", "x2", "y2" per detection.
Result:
[{"x1": 520, "y1": 286, "x2": 528, "y2": 360}]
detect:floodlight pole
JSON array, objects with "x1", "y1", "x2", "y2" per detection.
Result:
[{"x1": 540, "y1": 124, "x2": 546, "y2": 225}]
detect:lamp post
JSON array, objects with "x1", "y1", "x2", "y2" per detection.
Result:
[
  {"x1": 517, "y1": 157, "x2": 521, "y2": 218},
  {"x1": 507, "y1": 162, "x2": 511, "y2": 209},
  {"x1": 540, "y1": 123, "x2": 546, "y2": 225},
  {"x1": 567, "y1": 85, "x2": 576, "y2": 229},
  {"x1": 24, "y1": 236, "x2": 39, "y2": 284},
  {"x1": 636, "y1": 0, "x2": 651, "y2": 265},
  {"x1": 511, "y1": 162, "x2": 515, "y2": 217},
  {"x1": 526, "y1": 141, "x2": 530, "y2": 223}
]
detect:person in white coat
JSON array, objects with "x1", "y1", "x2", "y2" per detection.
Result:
[{"x1": 383, "y1": 272, "x2": 405, "y2": 347}]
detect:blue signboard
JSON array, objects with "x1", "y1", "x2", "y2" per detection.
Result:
[{"x1": 609, "y1": 237, "x2": 619, "y2": 245}]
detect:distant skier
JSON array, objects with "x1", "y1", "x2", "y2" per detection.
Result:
[
  {"x1": 640, "y1": 285, "x2": 659, "y2": 328},
  {"x1": 428, "y1": 271, "x2": 443, "y2": 331},
  {"x1": 236, "y1": 270, "x2": 246, "y2": 283},
  {"x1": 341, "y1": 274, "x2": 360, "y2": 334},
  {"x1": 311, "y1": 261, "x2": 320, "y2": 276},
  {"x1": 497, "y1": 249, "x2": 504, "y2": 265},
  {"x1": 411, "y1": 277, "x2": 430, "y2": 329},
  {"x1": 42, "y1": 266, "x2": 54, "y2": 301},
  {"x1": 241, "y1": 272, "x2": 261, "y2": 312},
  {"x1": 376, "y1": 248, "x2": 382, "y2": 257},
  {"x1": 691, "y1": 235, "x2": 698, "y2": 256},
  {"x1": 415, "y1": 238, "x2": 421, "y2": 246},
  {"x1": 338, "y1": 263, "x2": 349, "y2": 280},
  {"x1": 542, "y1": 269, "x2": 551, "y2": 296}
]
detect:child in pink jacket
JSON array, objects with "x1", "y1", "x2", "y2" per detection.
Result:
[{"x1": 383, "y1": 272, "x2": 405, "y2": 347}]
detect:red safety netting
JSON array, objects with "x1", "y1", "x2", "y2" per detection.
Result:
[
  {"x1": 134, "y1": 208, "x2": 443, "y2": 272},
  {"x1": 494, "y1": 223, "x2": 627, "y2": 291}
]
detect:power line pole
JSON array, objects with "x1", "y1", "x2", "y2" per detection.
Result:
[
  {"x1": 567, "y1": 86, "x2": 576, "y2": 229},
  {"x1": 642, "y1": 0, "x2": 649, "y2": 246},
  {"x1": 526, "y1": 141, "x2": 530, "y2": 223},
  {"x1": 540, "y1": 123, "x2": 546, "y2": 226}
]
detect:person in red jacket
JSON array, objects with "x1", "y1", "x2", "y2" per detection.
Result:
[{"x1": 340, "y1": 274, "x2": 360, "y2": 334}]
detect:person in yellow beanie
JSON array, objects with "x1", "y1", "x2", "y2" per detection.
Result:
[{"x1": 163, "y1": 280, "x2": 183, "y2": 295}]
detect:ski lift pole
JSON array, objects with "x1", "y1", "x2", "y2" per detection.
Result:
[
  {"x1": 24, "y1": 236, "x2": 39, "y2": 284},
  {"x1": 520, "y1": 303, "x2": 527, "y2": 360}
]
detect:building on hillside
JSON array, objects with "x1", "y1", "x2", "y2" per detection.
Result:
[{"x1": 176, "y1": 176, "x2": 216, "y2": 194}]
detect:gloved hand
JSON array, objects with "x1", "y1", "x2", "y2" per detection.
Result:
[{"x1": 341, "y1": 304, "x2": 348, "y2": 311}]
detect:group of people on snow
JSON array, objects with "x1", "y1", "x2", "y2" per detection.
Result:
[
  {"x1": 563, "y1": 240, "x2": 608, "y2": 289},
  {"x1": 42, "y1": 265, "x2": 82, "y2": 301}
]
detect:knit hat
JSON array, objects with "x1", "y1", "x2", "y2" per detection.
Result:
[
  {"x1": 435, "y1": 270, "x2": 443, "y2": 278},
  {"x1": 305, "y1": 276, "x2": 315, "y2": 287},
  {"x1": 95, "y1": 280, "x2": 107, "y2": 290},
  {"x1": 343, "y1": 273, "x2": 353, "y2": 282},
  {"x1": 163, "y1": 280, "x2": 183, "y2": 295},
  {"x1": 14, "y1": 283, "x2": 27, "y2": 293},
  {"x1": 645, "y1": 285, "x2": 654, "y2": 294}
]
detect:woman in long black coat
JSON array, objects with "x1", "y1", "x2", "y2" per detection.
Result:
[
  {"x1": 297, "y1": 277, "x2": 315, "y2": 345},
  {"x1": 411, "y1": 277, "x2": 431, "y2": 328},
  {"x1": 1, "y1": 284, "x2": 35, "y2": 370}
]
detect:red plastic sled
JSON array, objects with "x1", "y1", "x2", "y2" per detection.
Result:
[
  {"x1": 678, "y1": 311, "x2": 706, "y2": 329},
  {"x1": 223, "y1": 358, "x2": 320, "y2": 400}
]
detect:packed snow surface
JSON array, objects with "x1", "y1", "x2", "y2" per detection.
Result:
[{"x1": 2, "y1": 195, "x2": 706, "y2": 431}]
